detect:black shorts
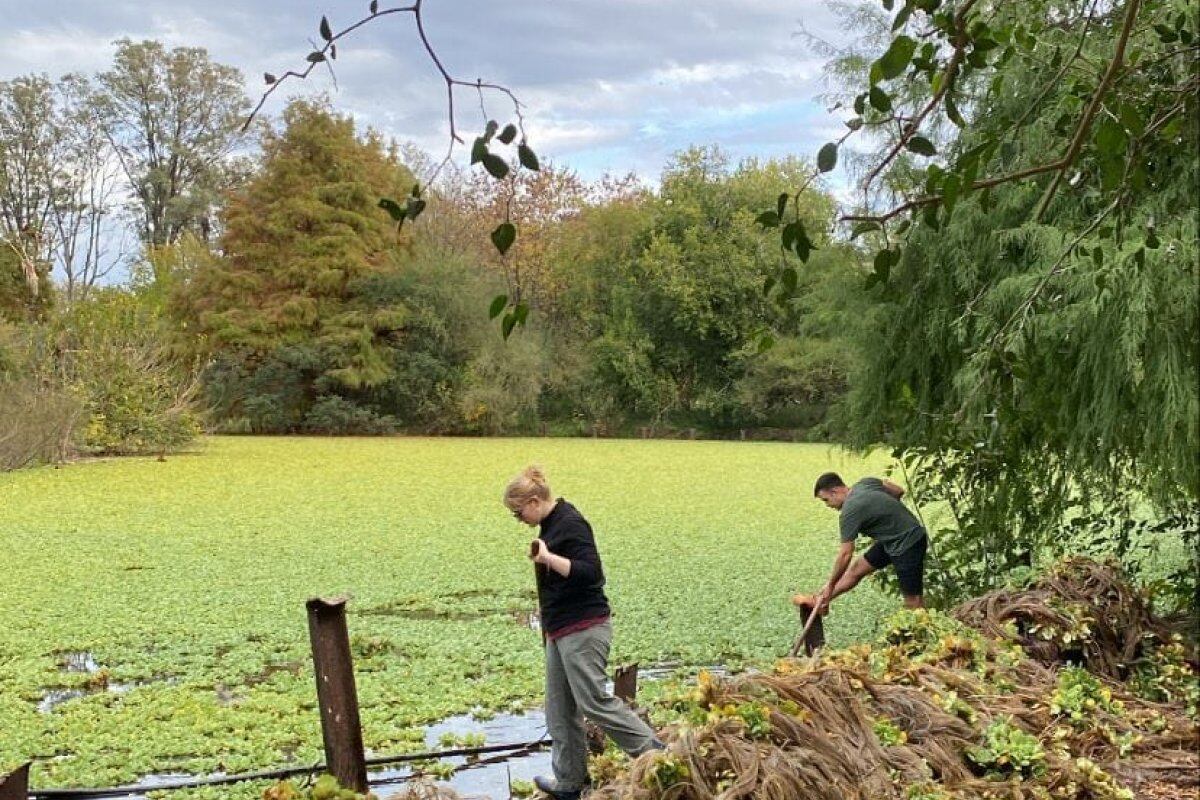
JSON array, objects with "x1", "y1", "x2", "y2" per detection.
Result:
[{"x1": 864, "y1": 535, "x2": 928, "y2": 597}]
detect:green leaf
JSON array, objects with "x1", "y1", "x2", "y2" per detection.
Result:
[
  {"x1": 874, "y1": 248, "x2": 893, "y2": 278},
  {"x1": 776, "y1": 192, "x2": 788, "y2": 219},
  {"x1": 306, "y1": 51, "x2": 326, "y2": 63},
  {"x1": 513, "y1": 302, "x2": 529, "y2": 325},
  {"x1": 906, "y1": 135, "x2": 937, "y2": 156},
  {"x1": 489, "y1": 295, "x2": 508, "y2": 320},
  {"x1": 846, "y1": 117, "x2": 864, "y2": 131},
  {"x1": 411, "y1": 182, "x2": 422, "y2": 198},
  {"x1": 793, "y1": 222, "x2": 815, "y2": 262},
  {"x1": 1095, "y1": 118, "x2": 1127, "y2": 156},
  {"x1": 755, "y1": 211, "x2": 781, "y2": 228},
  {"x1": 781, "y1": 267, "x2": 798, "y2": 295},
  {"x1": 1154, "y1": 23, "x2": 1178, "y2": 43},
  {"x1": 892, "y1": 4, "x2": 913, "y2": 31},
  {"x1": 945, "y1": 94, "x2": 965, "y2": 127},
  {"x1": 405, "y1": 198, "x2": 426, "y2": 221},
  {"x1": 482, "y1": 153, "x2": 510, "y2": 180},
  {"x1": 762, "y1": 275, "x2": 777, "y2": 296},
  {"x1": 869, "y1": 86, "x2": 893, "y2": 113},
  {"x1": 370, "y1": 0, "x2": 379, "y2": 13},
  {"x1": 470, "y1": 137, "x2": 488, "y2": 165},
  {"x1": 263, "y1": 72, "x2": 277, "y2": 85},
  {"x1": 817, "y1": 142, "x2": 838, "y2": 173},
  {"x1": 491, "y1": 222, "x2": 516, "y2": 255},
  {"x1": 876, "y1": 35, "x2": 918, "y2": 80},
  {"x1": 501, "y1": 312, "x2": 517, "y2": 340},
  {"x1": 518, "y1": 144, "x2": 540, "y2": 171},
  {"x1": 757, "y1": 333, "x2": 776, "y2": 354},
  {"x1": 1118, "y1": 104, "x2": 1145, "y2": 137},
  {"x1": 1091, "y1": 247, "x2": 1104, "y2": 269},
  {"x1": 1145, "y1": 228, "x2": 1161, "y2": 249},
  {"x1": 483, "y1": 120, "x2": 499, "y2": 142},
  {"x1": 941, "y1": 174, "x2": 960, "y2": 214},
  {"x1": 781, "y1": 221, "x2": 799, "y2": 250},
  {"x1": 319, "y1": 15, "x2": 333, "y2": 41},
  {"x1": 378, "y1": 198, "x2": 405, "y2": 222},
  {"x1": 854, "y1": 93, "x2": 868, "y2": 115},
  {"x1": 497, "y1": 124, "x2": 518, "y2": 145},
  {"x1": 850, "y1": 221, "x2": 881, "y2": 240}
]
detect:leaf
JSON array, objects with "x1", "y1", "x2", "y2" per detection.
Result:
[
  {"x1": 817, "y1": 142, "x2": 838, "y2": 173},
  {"x1": 470, "y1": 137, "x2": 488, "y2": 165},
  {"x1": 501, "y1": 312, "x2": 517, "y2": 340},
  {"x1": 378, "y1": 198, "x2": 405, "y2": 222},
  {"x1": 491, "y1": 222, "x2": 516, "y2": 255},
  {"x1": 513, "y1": 302, "x2": 529, "y2": 325},
  {"x1": 518, "y1": 144, "x2": 540, "y2": 171},
  {"x1": 320, "y1": 16, "x2": 333, "y2": 41},
  {"x1": 892, "y1": 4, "x2": 913, "y2": 31},
  {"x1": 874, "y1": 248, "x2": 894, "y2": 278},
  {"x1": 876, "y1": 35, "x2": 917, "y2": 81},
  {"x1": 906, "y1": 135, "x2": 937, "y2": 156},
  {"x1": 850, "y1": 221, "x2": 881, "y2": 240},
  {"x1": 263, "y1": 72, "x2": 277, "y2": 85},
  {"x1": 306, "y1": 51, "x2": 326, "y2": 63},
  {"x1": 483, "y1": 120, "x2": 499, "y2": 141},
  {"x1": 482, "y1": 153, "x2": 510, "y2": 180},
  {"x1": 776, "y1": 193, "x2": 788, "y2": 219},
  {"x1": 497, "y1": 124, "x2": 518, "y2": 145},
  {"x1": 762, "y1": 275, "x2": 777, "y2": 296},
  {"x1": 869, "y1": 86, "x2": 893, "y2": 113},
  {"x1": 781, "y1": 267, "x2": 798, "y2": 295},
  {"x1": 405, "y1": 198, "x2": 426, "y2": 221},
  {"x1": 1118, "y1": 104, "x2": 1145, "y2": 137},
  {"x1": 411, "y1": 182, "x2": 422, "y2": 198},
  {"x1": 330, "y1": 44, "x2": 338, "y2": 60},
  {"x1": 854, "y1": 93, "x2": 868, "y2": 115},
  {"x1": 489, "y1": 295, "x2": 508, "y2": 320},
  {"x1": 793, "y1": 222, "x2": 815, "y2": 262},
  {"x1": 945, "y1": 94, "x2": 965, "y2": 127},
  {"x1": 370, "y1": 0, "x2": 379, "y2": 13},
  {"x1": 755, "y1": 211, "x2": 781, "y2": 228},
  {"x1": 757, "y1": 333, "x2": 776, "y2": 354},
  {"x1": 941, "y1": 174, "x2": 961, "y2": 214},
  {"x1": 1145, "y1": 228, "x2": 1161, "y2": 249},
  {"x1": 1091, "y1": 247, "x2": 1104, "y2": 269},
  {"x1": 781, "y1": 221, "x2": 799, "y2": 250},
  {"x1": 1095, "y1": 118, "x2": 1127, "y2": 156},
  {"x1": 846, "y1": 116, "x2": 864, "y2": 131}
]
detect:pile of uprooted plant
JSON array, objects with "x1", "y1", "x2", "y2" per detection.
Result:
[{"x1": 579, "y1": 558, "x2": 1198, "y2": 800}]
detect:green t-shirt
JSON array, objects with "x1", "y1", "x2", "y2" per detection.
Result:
[{"x1": 839, "y1": 477, "x2": 926, "y2": 557}]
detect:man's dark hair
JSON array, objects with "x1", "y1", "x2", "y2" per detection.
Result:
[{"x1": 813, "y1": 472, "x2": 846, "y2": 496}]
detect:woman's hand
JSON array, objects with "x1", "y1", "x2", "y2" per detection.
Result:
[{"x1": 529, "y1": 538, "x2": 548, "y2": 564}]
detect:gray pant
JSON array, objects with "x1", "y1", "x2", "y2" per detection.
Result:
[{"x1": 545, "y1": 621, "x2": 657, "y2": 791}]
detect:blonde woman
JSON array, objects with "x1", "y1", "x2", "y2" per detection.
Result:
[{"x1": 504, "y1": 466, "x2": 662, "y2": 800}]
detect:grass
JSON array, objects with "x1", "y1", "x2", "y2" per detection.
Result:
[{"x1": 0, "y1": 435, "x2": 893, "y2": 795}]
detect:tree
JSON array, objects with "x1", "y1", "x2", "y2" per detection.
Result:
[
  {"x1": 803, "y1": 0, "x2": 1200, "y2": 604},
  {"x1": 180, "y1": 100, "x2": 416, "y2": 432},
  {"x1": 96, "y1": 39, "x2": 250, "y2": 247}
]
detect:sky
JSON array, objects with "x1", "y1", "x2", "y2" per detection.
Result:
[{"x1": 1, "y1": 0, "x2": 863, "y2": 187}]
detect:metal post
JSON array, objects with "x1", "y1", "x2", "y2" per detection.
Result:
[
  {"x1": 306, "y1": 597, "x2": 367, "y2": 793},
  {"x1": 0, "y1": 763, "x2": 29, "y2": 800},
  {"x1": 613, "y1": 663, "x2": 638, "y2": 704}
]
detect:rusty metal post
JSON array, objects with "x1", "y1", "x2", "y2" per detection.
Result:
[
  {"x1": 306, "y1": 597, "x2": 367, "y2": 793},
  {"x1": 0, "y1": 763, "x2": 30, "y2": 800},
  {"x1": 613, "y1": 663, "x2": 638, "y2": 704}
]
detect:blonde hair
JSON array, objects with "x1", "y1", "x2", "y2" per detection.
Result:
[{"x1": 504, "y1": 465, "x2": 551, "y2": 508}]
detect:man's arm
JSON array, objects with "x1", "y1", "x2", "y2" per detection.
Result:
[
  {"x1": 820, "y1": 540, "x2": 857, "y2": 603},
  {"x1": 881, "y1": 479, "x2": 905, "y2": 499}
]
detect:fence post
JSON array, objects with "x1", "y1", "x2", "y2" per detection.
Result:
[
  {"x1": 0, "y1": 763, "x2": 29, "y2": 800},
  {"x1": 613, "y1": 663, "x2": 638, "y2": 705},
  {"x1": 307, "y1": 597, "x2": 368, "y2": 793}
]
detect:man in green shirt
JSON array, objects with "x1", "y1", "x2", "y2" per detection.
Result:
[{"x1": 799, "y1": 472, "x2": 929, "y2": 615}]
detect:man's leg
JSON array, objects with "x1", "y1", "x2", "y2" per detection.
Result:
[
  {"x1": 894, "y1": 536, "x2": 928, "y2": 610},
  {"x1": 543, "y1": 637, "x2": 590, "y2": 793},
  {"x1": 557, "y1": 623, "x2": 660, "y2": 756},
  {"x1": 826, "y1": 545, "x2": 886, "y2": 606}
]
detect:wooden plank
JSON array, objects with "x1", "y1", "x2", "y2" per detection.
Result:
[
  {"x1": 613, "y1": 663, "x2": 638, "y2": 704},
  {"x1": 306, "y1": 597, "x2": 367, "y2": 794},
  {"x1": 0, "y1": 763, "x2": 30, "y2": 800}
]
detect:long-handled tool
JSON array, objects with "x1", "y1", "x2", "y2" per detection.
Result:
[
  {"x1": 531, "y1": 539, "x2": 546, "y2": 645},
  {"x1": 788, "y1": 593, "x2": 827, "y2": 657}
]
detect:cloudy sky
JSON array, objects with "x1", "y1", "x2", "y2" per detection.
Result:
[{"x1": 2, "y1": 0, "x2": 861, "y2": 185}]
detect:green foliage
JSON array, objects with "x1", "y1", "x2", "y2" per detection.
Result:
[
  {"x1": 1050, "y1": 667, "x2": 1125, "y2": 727},
  {"x1": 966, "y1": 718, "x2": 1046, "y2": 779},
  {"x1": 832, "y1": 0, "x2": 1199, "y2": 607},
  {"x1": 262, "y1": 774, "x2": 376, "y2": 800}
]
